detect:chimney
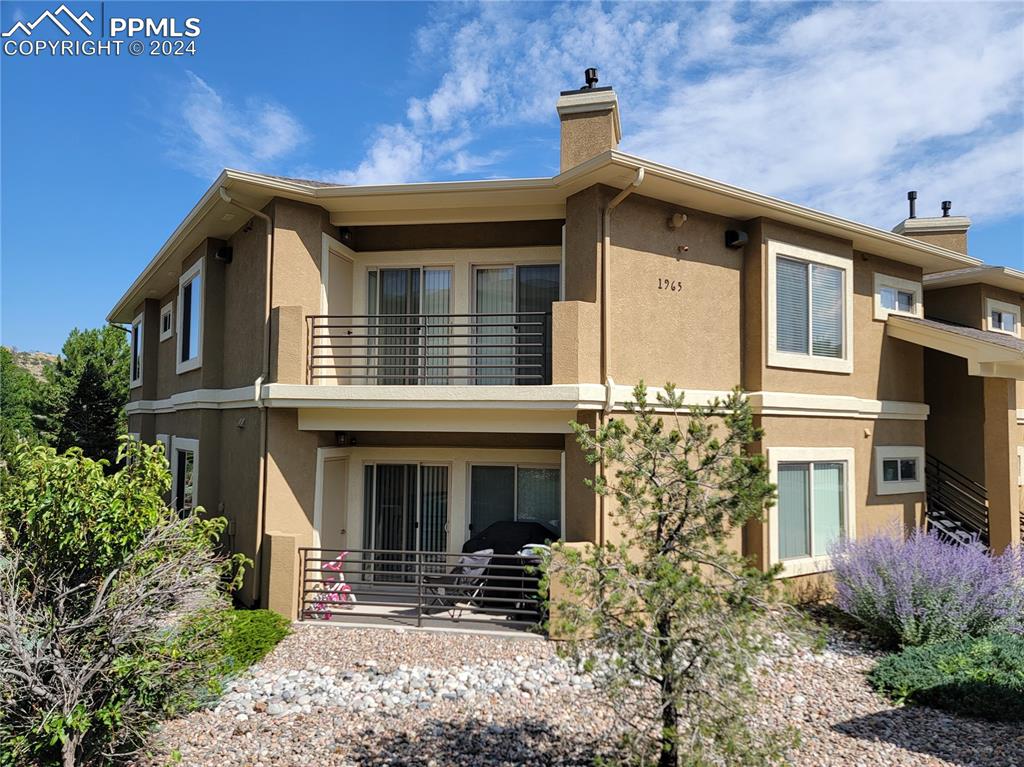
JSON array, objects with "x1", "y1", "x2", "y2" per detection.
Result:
[
  {"x1": 892, "y1": 193, "x2": 971, "y2": 255},
  {"x1": 556, "y1": 68, "x2": 621, "y2": 172}
]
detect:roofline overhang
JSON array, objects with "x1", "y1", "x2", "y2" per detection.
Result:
[
  {"x1": 886, "y1": 315, "x2": 1024, "y2": 379},
  {"x1": 108, "y1": 152, "x2": 983, "y2": 323},
  {"x1": 923, "y1": 265, "x2": 1024, "y2": 294}
]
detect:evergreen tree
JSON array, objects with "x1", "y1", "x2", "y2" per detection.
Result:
[
  {"x1": 0, "y1": 347, "x2": 42, "y2": 452},
  {"x1": 548, "y1": 383, "x2": 801, "y2": 767},
  {"x1": 37, "y1": 326, "x2": 129, "y2": 465}
]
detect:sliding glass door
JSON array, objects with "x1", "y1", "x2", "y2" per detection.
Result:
[
  {"x1": 368, "y1": 268, "x2": 451, "y2": 384},
  {"x1": 474, "y1": 264, "x2": 559, "y2": 385},
  {"x1": 362, "y1": 463, "x2": 450, "y2": 579}
]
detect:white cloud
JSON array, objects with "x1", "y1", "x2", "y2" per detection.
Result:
[
  {"x1": 165, "y1": 4, "x2": 1023, "y2": 236},
  {"x1": 336, "y1": 1, "x2": 1023, "y2": 229},
  {"x1": 167, "y1": 72, "x2": 306, "y2": 178}
]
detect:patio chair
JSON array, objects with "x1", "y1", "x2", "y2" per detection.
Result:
[{"x1": 422, "y1": 549, "x2": 493, "y2": 620}]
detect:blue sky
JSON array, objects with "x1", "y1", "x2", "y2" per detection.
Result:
[{"x1": 2, "y1": 1, "x2": 1022, "y2": 354}]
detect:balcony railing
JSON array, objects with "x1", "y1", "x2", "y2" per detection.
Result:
[{"x1": 307, "y1": 312, "x2": 552, "y2": 385}]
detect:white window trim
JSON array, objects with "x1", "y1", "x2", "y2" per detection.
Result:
[
  {"x1": 873, "y1": 273, "x2": 923, "y2": 321},
  {"x1": 874, "y1": 445, "x2": 925, "y2": 495},
  {"x1": 766, "y1": 241, "x2": 854, "y2": 374},
  {"x1": 170, "y1": 436, "x2": 199, "y2": 511},
  {"x1": 159, "y1": 302, "x2": 174, "y2": 342},
  {"x1": 768, "y1": 446, "x2": 856, "y2": 577},
  {"x1": 176, "y1": 259, "x2": 204, "y2": 374},
  {"x1": 984, "y1": 297, "x2": 1021, "y2": 338},
  {"x1": 129, "y1": 312, "x2": 144, "y2": 388},
  {"x1": 1017, "y1": 446, "x2": 1024, "y2": 488}
]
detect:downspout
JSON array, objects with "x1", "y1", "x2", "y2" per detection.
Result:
[
  {"x1": 598, "y1": 166, "x2": 644, "y2": 545},
  {"x1": 218, "y1": 187, "x2": 273, "y2": 605}
]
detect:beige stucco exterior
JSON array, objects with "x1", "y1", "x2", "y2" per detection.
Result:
[{"x1": 117, "y1": 82, "x2": 1022, "y2": 617}]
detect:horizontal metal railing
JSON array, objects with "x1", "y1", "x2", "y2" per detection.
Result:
[
  {"x1": 298, "y1": 547, "x2": 546, "y2": 629},
  {"x1": 925, "y1": 453, "x2": 989, "y2": 545},
  {"x1": 307, "y1": 312, "x2": 552, "y2": 385}
]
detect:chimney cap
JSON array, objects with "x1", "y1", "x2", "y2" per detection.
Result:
[{"x1": 560, "y1": 67, "x2": 614, "y2": 96}]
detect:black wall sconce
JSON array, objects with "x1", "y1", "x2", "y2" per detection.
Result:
[{"x1": 214, "y1": 245, "x2": 233, "y2": 263}]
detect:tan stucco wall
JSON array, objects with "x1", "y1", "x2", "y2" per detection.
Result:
[
  {"x1": 924, "y1": 349, "x2": 986, "y2": 484},
  {"x1": 984, "y1": 377, "x2": 1021, "y2": 551},
  {"x1": 606, "y1": 194, "x2": 743, "y2": 391},
  {"x1": 563, "y1": 411, "x2": 600, "y2": 543},
  {"x1": 750, "y1": 220, "x2": 924, "y2": 401},
  {"x1": 748, "y1": 416, "x2": 926, "y2": 570},
  {"x1": 264, "y1": 408, "x2": 332, "y2": 549},
  {"x1": 925, "y1": 284, "x2": 985, "y2": 329}
]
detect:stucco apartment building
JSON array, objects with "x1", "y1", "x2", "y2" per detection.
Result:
[{"x1": 109, "y1": 73, "x2": 1024, "y2": 616}]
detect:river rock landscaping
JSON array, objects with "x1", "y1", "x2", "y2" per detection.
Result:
[{"x1": 135, "y1": 623, "x2": 1024, "y2": 767}]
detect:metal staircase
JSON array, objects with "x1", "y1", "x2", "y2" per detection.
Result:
[{"x1": 924, "y1": 454, "x2": 989, "y2": 546}]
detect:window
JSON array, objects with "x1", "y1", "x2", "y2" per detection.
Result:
[
  {"x1": 1017, "y1": 446, "x2": 1024, "y2": 488},
  {"x1": 176, "y1": 260, "x2": 204, "y2": 373},
  {"x1": 130, "y1": 313, "x2": 143, "y2": 387},
  {"x1": 985, "y1": 298, "x2": 1020, "y2": 337},
  {"x1": 171, "y1": 437, "x2": 199, "y2": 513},
  {"x1": 874, "y1": 446, "x2": 925, "y2": 495},
  {"x1": 469, "y1": 464, "x2": 561, "y2": 538},
  {"x1": 159, "y1": 302, "x2": 173, "y2": 341},
  {"x1": 768, "y1": 447, "x2": 855, "y2": 576},
  {"x1": 768, "y1": 242, "x2": 853, "y2": 373},
  {"x1": 873, "y1": 274, "x2": 922, "y2": 320}
]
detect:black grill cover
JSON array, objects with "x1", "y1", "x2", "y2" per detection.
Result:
[{"x1": 461, "y1": 521, "x2": 557, "y2": 555}]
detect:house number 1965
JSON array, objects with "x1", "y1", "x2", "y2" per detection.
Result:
[{"x1": 658, "y1": 278, "x2": 683, "y2": 292}]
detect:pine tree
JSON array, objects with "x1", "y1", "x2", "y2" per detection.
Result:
[
  {"x1": 548, "y1": 383, "x2": 800, "y2": 767},
  {"x1": 36, "y1": 326, "x2": 129, "y2": 465}
]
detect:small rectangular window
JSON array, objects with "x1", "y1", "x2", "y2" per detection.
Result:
[
  {"x1": 992, "y1": 310, "x2": 1017, "y2": 333},
  {"x1": 985, "y1": 298, "x2": 1021, "y2": 337},
  {"x1": 873, "y1": 274, "x2": 922, "y2": 320},
  {"x1": 130, "y1": 314, "x2": 143, "y2": 386},
  {"x1": 882, "y1": 458, "x2": 918, "y2": 483},
  {"x1": 159, "y1": 303, "x2": 173, "y2": 341},
  {"x1": 875, "y1": 447, "x2": 925, "y2": 495}
]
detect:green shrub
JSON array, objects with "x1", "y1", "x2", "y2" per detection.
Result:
[
  {"x1": 0, "y1": 439, "x2": 248, "y2": 766},
  {"x1": 869, "y1": 633, "x2": 1024, "y2": 721},
  {"x1": 219, "y1": 609, "x2": 290, "y2": 677}
]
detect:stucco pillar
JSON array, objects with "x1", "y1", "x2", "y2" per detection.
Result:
[
  {"x1": 984, "y1": 378, "x2": 1020, "y2": 552},
  {"x1": 262, "y1": 531, "x2": 300, "y2": 619},
  {"x1": 270, "y1": 305, "x2": 306, "y2": 384},
  {"x1": 551, "y1": 301, "x2": 600, "y2": 385}
]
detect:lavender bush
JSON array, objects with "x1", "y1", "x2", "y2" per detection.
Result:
[{"x1": 830, "y1": 529, "x2": 1024, "y2": 647}]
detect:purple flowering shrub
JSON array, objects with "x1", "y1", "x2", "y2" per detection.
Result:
[{"x1": 829, "y1": 529, "x2": 1024, "y2": 647}]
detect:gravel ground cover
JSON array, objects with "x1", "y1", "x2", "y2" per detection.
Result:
[{"x1": 135, "y1": 623, "x2": 1024, "y2": 767}]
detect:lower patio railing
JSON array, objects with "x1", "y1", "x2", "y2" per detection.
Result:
[{"x1": 298, "y1": 547, "x2": 546, "y2": 630}]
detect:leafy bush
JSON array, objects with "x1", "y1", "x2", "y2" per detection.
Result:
[
  {"x1": 0, "y1": 439, "x2": 247, "y2": 767},
  {"x1": 869, "y1": 633, "x2": 1024, "y2": 721},
  {"x1": 829, "y1": 529, "x2": 1024, "y2": 647},
  {"x1": 219, "y1": 609, "x2": 290, "y2": 677}
]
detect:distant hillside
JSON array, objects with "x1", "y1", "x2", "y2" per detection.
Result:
[{"x1": 4, "y1": 347, "x2": 57, "y2": 381}]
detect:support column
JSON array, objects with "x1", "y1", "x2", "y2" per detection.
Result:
[{"x1": 984, "y1": 378, "x2": 1020, "y2": 552}]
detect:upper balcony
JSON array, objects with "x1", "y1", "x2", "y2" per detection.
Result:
[{"x1": 307, "y1": 311, "x2": 552, "y2": 386}]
